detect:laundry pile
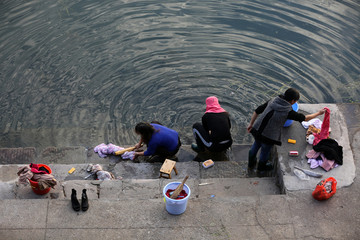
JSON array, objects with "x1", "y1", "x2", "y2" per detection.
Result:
[
  {"x1": 17, "y1": 163, "x2": 57, "y2": 190},
  {"x1": 91, "y1": 164, "x2": 115, "y2": 180},
  {"x1": 94, "y1": 143, "x2": 135, "y2": 160},
  {"x1": 302, "y1": 107, "x2": 343, "y2": 172},
  {"x1": 302, "y1": 108, "x2": 330, "y2": 145}
]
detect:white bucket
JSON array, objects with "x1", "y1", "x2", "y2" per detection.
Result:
[{"x1": 163, "y1": 182, "x2": 191, "y2": 215}]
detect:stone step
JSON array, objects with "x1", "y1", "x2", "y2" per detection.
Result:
[
  {"x1": 0, "y1": 193, "x2": 292, "y2": 240},
  {"x1": 2, "y1": 161, "x2": 252, "y2": 182},
  {"x1": 0, "y1": 144, "x2": 251, "y2": 164},
  {"x1": 0, "y1": 144, "x2": 276, "y2": 184},
  {"x1": 3, "y1": 177, "x2": 281, "y2": 200},
  {"x1": 1, "y1": 154, "x2": 277, "y2": 187}
]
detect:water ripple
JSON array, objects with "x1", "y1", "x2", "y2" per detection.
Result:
[{"x1": 0, "y1": 0, "x2": 359, "y2": 148}]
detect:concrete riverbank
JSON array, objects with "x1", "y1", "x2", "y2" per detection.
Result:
[{"x1": 0, "y1": 103, "x2": 359, "y2": 240}]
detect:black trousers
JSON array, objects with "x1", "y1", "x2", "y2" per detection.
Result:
[
  {"x1": 192, "y1": 122, "x2": 232, "y2": 152},
  {"x1": 154, "y1": 137, "x2": 181, "y2": 157}
]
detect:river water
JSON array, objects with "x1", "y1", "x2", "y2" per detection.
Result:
[{"x1": 0, "y1": 0, "x2": 359, "y2": 150}]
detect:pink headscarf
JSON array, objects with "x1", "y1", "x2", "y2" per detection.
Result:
[{"x1": 205, "y1": 96, "x2": 226, "y2": 113}]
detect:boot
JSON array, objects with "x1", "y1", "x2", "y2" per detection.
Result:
[
  {"x1": 81, "y1": 189, "x2": 89, "y2": 211},
  {"x1": 191, "y1": 143, "x2": 205, "y2": 153},
  {"x1": 257, "y1": 162, "x2": 273, "y2": 172},
  {"x1": 71, "y1": 189, "x2": 80, "y2": 212},
  {"x1": 248, "y1": 150, "x2": 257, "y2": 169}
]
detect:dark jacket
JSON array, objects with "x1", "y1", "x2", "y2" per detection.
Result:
[
  {"x1": 313, "y1": 138, "x2": 343, "y2": 165},
  {"x1": 202, "y1": 112, "x2": 232, "y2": 143},
  {"x1": 251, "y1": 96, "x2": 292, "y2": 145}
]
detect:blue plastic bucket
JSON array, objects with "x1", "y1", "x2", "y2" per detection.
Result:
[
  {"x1": 284, "y1": 102, "x2": 299, "y2": 127},
  {"x1": 163, "y1": 182, "x2": 191, "y2": 215}
]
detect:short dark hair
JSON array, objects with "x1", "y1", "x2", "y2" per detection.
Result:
[{"x1": 284, "y1": 88, "x2": 300, "y2": 102}]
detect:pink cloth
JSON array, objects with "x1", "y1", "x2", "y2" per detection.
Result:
[
  {"x1": 94, "y1": 143, "x2": 123, "y2": 158},
  {"x1": 308, "y1": 158, "x2": 323, "y2": 169},
  {"x1": 313, "y1": 107, "x2": 330, "y2": 146},
  {"x1": 205, "y1": 96, "x2": 226, "y2": 113},
  {"x1": 306, "y1": 149, "x2": 320, "y2": 159},
  {"x1": 30, "y1": 163, "x2": 49, "y2": 174},
  {"x1": 321, "y1": 159, "x2": 336, "y2": 171},
  {"x1": 306, "y1": 149, "x2": 337, "y2": 171}
]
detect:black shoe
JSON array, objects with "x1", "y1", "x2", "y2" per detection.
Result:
[
  {"x1": 257, "y1": 162, "x2": 273, "y2": 172},
  {"x1": 191, "y1": 143, "x2": 205, "y2": 153},
  {"x1": 167, "y1": 155, "x2": 178, "y2": 161},
  {"x1": 71, "y1": 189, "x2": 80, "y2": 212},
  {"x1": 81, "y1": 189, "x2": 89, "y2": 211},
  {"x1": 193, "y1": 156, "x2": 203, "y2": 162},
  {"x1": 248, "y1": 150, "x2": 257, "y2": 169}
]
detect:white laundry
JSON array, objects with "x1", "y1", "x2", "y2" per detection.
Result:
[
  {"x1": 301, "y1": 118, "x2": 323, "y2": 129},
  {"x1": 121, "y1": 151, "x2": 135, "y2": 160}
]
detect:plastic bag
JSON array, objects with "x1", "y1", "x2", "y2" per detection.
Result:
[
  {"x1": 312, "y1": 177, "x2": 337, "y2": 201},
  {"x1": 294, "y1": 169, "x2": 310, "y2": 181}
]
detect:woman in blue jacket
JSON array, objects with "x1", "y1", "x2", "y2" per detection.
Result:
[{"x1": 133, "y1": 122, "x2": 181, "y2": 162}]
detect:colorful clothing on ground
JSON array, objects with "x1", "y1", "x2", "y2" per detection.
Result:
[{"x1": 94, "y1": 143, "x2": 123, "y2": 158}]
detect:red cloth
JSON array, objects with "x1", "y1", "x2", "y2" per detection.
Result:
[
  {"x1": 166, "y1": 189, "x2": 188, "y2": 199},
  {"x1": 30, "y1": 163, "x2": 49, "y2": 174},
  {"x1": 313, "y1": 107, "x2": 330, "y2": 146}
]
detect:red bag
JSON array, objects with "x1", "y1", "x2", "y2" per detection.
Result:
[{"x1": 312, "y1": 177, "x2": 337, "y2": 201}]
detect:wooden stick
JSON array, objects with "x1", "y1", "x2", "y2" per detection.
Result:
[
  {"x1": 170, "y1": 175, "x2": 189, "y2": 199},
  {"x1": 114, "y1": 146, "x2": 136, "y2": 155}
]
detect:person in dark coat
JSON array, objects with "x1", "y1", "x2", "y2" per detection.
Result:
[
  {"x1": 247, "y1": 88, "x2": 325, "y2": 171},
  {"x1": 192, "y1": 96, "x2": 233, "y2": 153}
]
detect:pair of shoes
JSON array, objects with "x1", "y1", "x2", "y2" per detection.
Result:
[
  {"x1": 191, "y1": 143, "x2": 204, "y2": 153},
  {"x1": 71, "y1": 189, "x2": 89, "y2": 212},
  {"x1": 257, "y1": 162, "x2": 273, "y2": 172}
]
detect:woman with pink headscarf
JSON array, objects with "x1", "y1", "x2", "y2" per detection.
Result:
[{"x1": 192, "y1": 96, "x2": 232, "y2": 153}]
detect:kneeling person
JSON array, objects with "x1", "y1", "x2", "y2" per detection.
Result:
[
  {"x1": 134, "y1": 122, "x2": 181, "y2": 162},
  {"x1": 192, "y1": 96, "x2": 233, "y2": 153}
]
